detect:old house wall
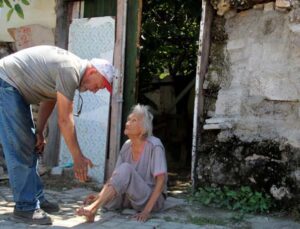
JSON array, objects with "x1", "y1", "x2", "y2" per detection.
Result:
[
  {"x1": 198, "y1": 2, "x2": 300, "y2": 202},
  {"x1": 209, "y1": 9, "x2": 300, "y2": 145}
]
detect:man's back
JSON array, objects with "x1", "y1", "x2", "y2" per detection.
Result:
[{"x1": 0, "y1": 45, "x2": 88, "y2": 104}]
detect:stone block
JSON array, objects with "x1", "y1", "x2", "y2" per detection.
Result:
[
  {"x1": 204, "y1": 122, "x2": 233, "y2": 130},
  {"x1": 206, "y1": 117, "x2": 231, "y2": 124},
  {"x1": 275, "y1": 7, "x2": 289, "y2": 12},
  {"x1": 227, "y1": 39, "x2": 245, "y2": 50},
  {"x1": 264, "y1": 2, "x2": 274, "y2": 12},
  {"x1": 204, "y1": 123, "x2": 222, "y2": 130},
  {"x1": 228, "y1": 49, "x2": 247, "y2": 63},
  {"x1": 289, "y1": 8, "x2": 300, "y2": 23},
  {"x1": 224, "y1": 9, "x2": 237, "y2": 19},
  {"x1": 288, "y1": 23, "x2": 300, "y2": 33},
  {"x1": 7, "y1": 24, "x2": 55, "y2": 51},
  {"x1": 253, "y1": 4, "x2": 264, "y2": 10},
  {"x1": 217, "y1": 0, "x2": 231, "y2": 16},
  {"x1": 215, "y1": 89, "x2": 246, "y2": 116},
  {"x1": 275, "y1": 0, "x2": 291, "y2": 8}
]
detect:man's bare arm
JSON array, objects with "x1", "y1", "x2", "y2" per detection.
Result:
[{"x1": 56, "y1": 92, "x2": 93, "y2": 182}]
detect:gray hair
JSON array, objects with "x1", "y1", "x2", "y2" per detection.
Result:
[{"x1": 130, "y1": 104, "x2": 153, "y2": 138}]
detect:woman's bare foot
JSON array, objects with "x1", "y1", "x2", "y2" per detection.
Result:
[{"x1": 76, "y1": 206, "x2": 96, "y2": 223}]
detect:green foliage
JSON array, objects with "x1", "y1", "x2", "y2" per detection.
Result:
[
  {"x1": 21, "y1": 0, "x2": 30, "y2": 6},
  {"x1": 4, "y1": 0, "x2": 12, "y2": 8},
  {"x1": 0, "y1": 0, "x2": 30, "y2": 20},
  {"x1": 14, "y1": 3, "x2": 24, "y2": 18},
  {"x1": 6, "y1": 7, "x2": 13, "y2": 21},
  {"x1": 188, "y1": 216, "x2": 226, "y2": 226},
  {"x1": 291, "y1": 206, "x2": 300, "y2": 222},
  {"x1": 139, "y1": 0, "x2": 201, "y2": 100},
  {"x1": 190, "y1": 186, "x2": 274, "y2": 214}
]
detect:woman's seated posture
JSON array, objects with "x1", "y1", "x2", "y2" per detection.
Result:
[{"x1": 76, "y1": 104, "x2": 168, "y2": 222}]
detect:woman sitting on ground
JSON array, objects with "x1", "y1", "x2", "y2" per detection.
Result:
[{"x1": 76, "y1": 104, "x2": 168, "y2": 222}]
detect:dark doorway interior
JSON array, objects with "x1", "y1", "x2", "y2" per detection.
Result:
[{"x1": 138, "y1": 0, "x2": 201, "y2": 196}]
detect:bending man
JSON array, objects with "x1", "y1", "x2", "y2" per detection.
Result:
[{"x1": 0, "y1": 45, "x2": 114, "y2": 225}]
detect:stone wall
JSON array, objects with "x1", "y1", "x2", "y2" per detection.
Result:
[{"x1": 198, "y1": 2, "x2": 300, "y2": 203}]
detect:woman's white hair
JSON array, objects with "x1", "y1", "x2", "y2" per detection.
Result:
[{"x1": 130, "y1": 104, "x2": 153, "y2": 138}]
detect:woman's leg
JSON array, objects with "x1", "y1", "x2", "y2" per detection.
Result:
[
  {"x1": 77, "y1": 162, "x2": 164, "y2": 222},
  {"x1": 110, "y1": 163, "x2": 165, "y2": 212},
  {"x1": 76, "y1": 184, "x2": 116, "y2": 222}
]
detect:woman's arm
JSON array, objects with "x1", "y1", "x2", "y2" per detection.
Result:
[{"x1": 134, "y1": 174, "x2": 165, "y2": 222}]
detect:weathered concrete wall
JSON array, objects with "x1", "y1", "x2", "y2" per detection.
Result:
[
  {"x1": 198, "y1": 4, "x2": 300, "y2": 203},
  {"x1": 206, "y1": 8, "x2": 300, "y2": 146}
]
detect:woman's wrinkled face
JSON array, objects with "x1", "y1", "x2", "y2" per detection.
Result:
[{"x1": 124, "y1": 113, "x2": 144, "y2": 137}]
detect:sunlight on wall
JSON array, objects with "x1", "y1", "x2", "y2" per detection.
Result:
[{"x1": 0, "y1": 0, "x2": 56, "y2": 42}]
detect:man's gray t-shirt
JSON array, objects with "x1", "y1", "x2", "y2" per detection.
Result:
[
  {"x1": 115, "y1": 136, "x2": 168, "y2": 195},
  {"x1": 0, "y1": 45, "x2": 88, "y2": 104}
]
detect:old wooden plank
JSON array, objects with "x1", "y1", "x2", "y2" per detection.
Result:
[
  {"x1": 105, "y1": 0, "x2": 128, "y2": 178},
  {"x1": 121, "y1": 0, "x2": 142, "y2": 144},
  {"x1": 191, "y1": 0, "x2": 213, "y2": 190}
]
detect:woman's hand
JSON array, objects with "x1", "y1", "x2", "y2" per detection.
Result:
[
  {"x1": 83, "y1": 194, "x2": 97, "y2": 205},
  {"x1": 133, "y1": 210, "x2": 151, "y2": 222}
]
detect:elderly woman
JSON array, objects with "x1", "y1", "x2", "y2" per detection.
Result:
[{"x1": 76, "y1": 104, "x2": 167, "y2": 222}]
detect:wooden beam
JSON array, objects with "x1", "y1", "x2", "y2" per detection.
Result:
[
  {"x1": 121, "y1": 0, "x2": 142, "y2": 144},
  {"x1": 106, "y1": 0, "x2": 128, "y2": 179},
  {"x1": 191, "y1": 0, "x2": 213, "y2": 190}
]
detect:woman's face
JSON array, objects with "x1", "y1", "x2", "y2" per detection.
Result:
[{"x1": 124, "y1": 113, "x2": 144, "y2": 137}]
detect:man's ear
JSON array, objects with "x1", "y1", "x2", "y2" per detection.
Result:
[
  {"x1": 85, "y1": 66, "x2": 97, "y2": 76},
  {"x1": 90, "y1": 67, "x2": 98, "y2": 73}
]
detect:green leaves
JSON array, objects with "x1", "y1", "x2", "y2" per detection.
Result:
[
  {"x1": 14, "y1": 4, "x2": 24, "y2": 18},
  {"x1": 21, "y1": 0, "x2": 30, "y2": 5},
  {"x1": 6, "y1": 8, "x2": 13, "y2": 21},
  {"x1": 139, "y1": 0, "x2": 200, "y2": 102},
  {"x1": 0, "y1": 0, "x2": 31, "y2": 21},
  {"x1": 3, "y1": 0, "x2": 12, "y2": 8},
  {"x1": 190, "y1": 186, "x2": 274, "y2": 215}
]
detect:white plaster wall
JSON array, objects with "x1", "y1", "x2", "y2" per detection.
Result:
[
  {"x1": 59, "y1": 17, "x2": 115, "y2": 184},
  {"x1": 0, "y1": 0, "x2": 56, "y2": 42},
  {"x1": 210, "y1": 9, "x2": 300, "y2": 147}
]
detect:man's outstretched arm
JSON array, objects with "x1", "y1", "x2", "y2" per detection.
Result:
[{"x1": 56, "y1": 92, "x2": 93, "y2": 182}]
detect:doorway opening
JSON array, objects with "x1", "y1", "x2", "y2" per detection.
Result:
[{"x1": 137, "y1": 0, "x2": 201, "y2": 197}]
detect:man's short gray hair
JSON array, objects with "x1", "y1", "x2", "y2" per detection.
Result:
[{"x1": 130, "y1": 104, "x2": 153, "y2": 138}]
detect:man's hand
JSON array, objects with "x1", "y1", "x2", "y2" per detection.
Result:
[
  {"x1": 73, "y1": 155, "x2": 94, "y2": 182},
  {"x1": 35, "y1": 132, "x2": 46, "y2": 153}
]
